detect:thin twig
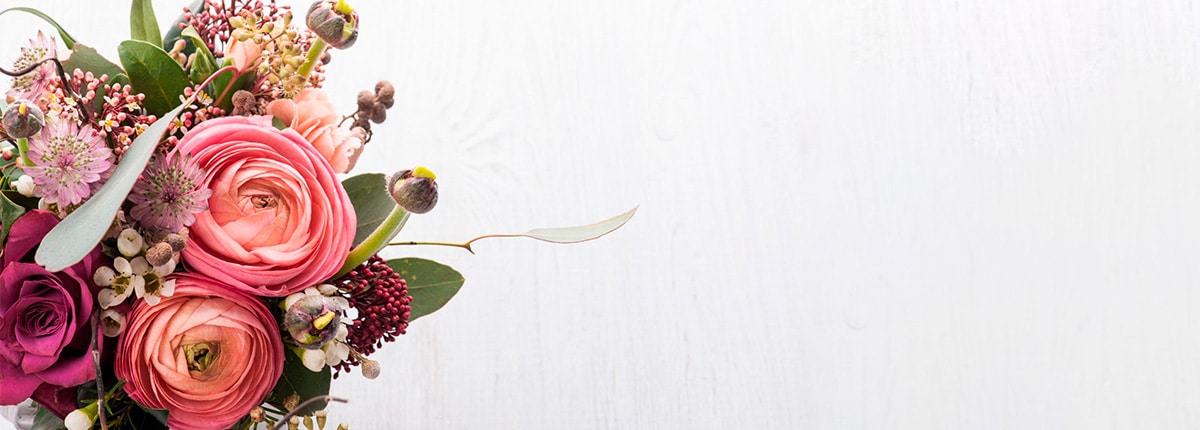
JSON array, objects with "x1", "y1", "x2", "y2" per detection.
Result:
[
  {"x1": 0, "y1": 58, "x2": 92, "y2": 123},
  {"x1": 90, "y1": 309, "x2": 108, "y2": 430}
]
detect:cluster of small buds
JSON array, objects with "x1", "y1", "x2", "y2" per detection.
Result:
[
  {"x1": 96, "y1": 79, "x2": 151, "y2": 157},
  {"x1": 160, "y1": 86, "x2": 224, "y2": 150},
  {"x1": 347, "y1": 80, "x2": 394, "y2": 141},
  {"x1": 227, "y1": 7, "x2": 320, "y2": 98},
  {"x1": 183, "y1": 0, "x2": 286, "y2": 59},
  {"x1": 92, "y1": 228, "x2": 187, "y2": 336},
  {"x1": 330, "y1": 255, "x2": 411, "y2": 378},
  {"x1": 284, "y1": 410, "x2": 347, "y2": 430}
]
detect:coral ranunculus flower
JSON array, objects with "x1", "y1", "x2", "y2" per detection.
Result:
[
  {"x1": 114, "y1": 274, "x2": 284, "y2": 430},
  {"x1": 175, "y1": 115, "x2": 355, "y2": 296},
  {"x1": 267, "y1": 88, "x2": 363, "y2": 173}
]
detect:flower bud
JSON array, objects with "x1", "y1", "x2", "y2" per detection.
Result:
[
  {"x1": 306, "y1": 0, "x2": 359, "y2": 49},
  {"x1": 359, "y1": 356, "x2": 380, "y2": 379},
  {"x1": 64, "y1": 402, "x2": 98, "y2": 430},
  {"x1": 145, "y1": 242, "x2": 174, "y2": 267},
  {"x1": 374, "y1": 80, "x2": 394, "y2": 108},
  {"x1": 101, "y1": 309, "x2": 126, "y2": 337},
  {"x1": 284, "y1": 295, "x2": 344, "y2": 348},
  {"x1": 117, "y1": 228, "x2": 145, "y2": 257},
  {"x1": 2, "y1": 100, "x2": 45, "y2": 138},
  {"x1": 387, "y1": 167, "x2": 438, "y2": 214}
]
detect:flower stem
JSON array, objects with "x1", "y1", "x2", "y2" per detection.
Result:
[
  {"x1": 386, "y1": 240, "x2": 477, "y2": 254},
  {"x1": 297, "y1": 39, "x2": 327, "y2": 79},
  {"x1": 334, "y1": 205, "x2": 409, "y2": 278},
  {"x1": 15, "y1": 138, "x2": 31, "y2": 166}
]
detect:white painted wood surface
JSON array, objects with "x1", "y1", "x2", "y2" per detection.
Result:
[{"x1": 5, "y1": 0, "x2": 1200, "y2": 428}]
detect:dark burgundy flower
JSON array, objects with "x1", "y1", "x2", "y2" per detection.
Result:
[{"x1": 0, "y1": 210, "x2": 105, "y2": 417}]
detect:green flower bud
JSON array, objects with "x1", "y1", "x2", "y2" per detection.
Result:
[
  {"x1": 387, "y1": 167, "x2": 438, "y2": 214},
  {"x1": 306, "y1": 0, "x2": 359, "y2": 49},
  {"x1": 2, "y1": 100, "x2": 44, "y2": 138}
]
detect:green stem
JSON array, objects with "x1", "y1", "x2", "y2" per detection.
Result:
[
  {"x1": 297, "y1": 38, "x2": 327, "y2": 79},
  {"x1": 386, "y1": 240, "x2": 477, "y2": 254},
  {"x1": 15, "y1": 138, "x2": 31, "y2": 166},
  {"x1": 334, "y1": 205, "x2": 409, "y2": 278}
]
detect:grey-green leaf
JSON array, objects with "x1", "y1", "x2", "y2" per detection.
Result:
[
  {"x1": 344, "y1": 173, "x2": 396, "y2": 245},
  {"x1": 387, "y1": 258, "x2": 465, "y2": 321},
  {"x1": 466, "y1": 206, "x2": 638, "y2": 248},
  {"x1": 31, "y1": 407, "x2": 65, "y2": 430},
  {"x1": 35, "y1": 102, "x2": 189, "y2": 271},
  {"x1": 118, "y1": 40, "x2": 189, "y2": 116},
  {"x1": 0, "y1": 7, "x2": 76, "y2": 49},
  {"x1": 130, "y1": 0, "x2": 162, "y2": 45}
]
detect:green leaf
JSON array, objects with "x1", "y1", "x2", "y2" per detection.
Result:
[
  {"x1": 130, "y1": 0, "x2": 162, "y2": 45},
  {"x1": 117, "y1": 40, "x2": 189, "y2": 116},
  {"x1": 343, "y1": 173, "x2": 396, "y2": 245},
  {"x1": 388, "y1": 258, "x2": 465, "y2": 321},
  {"x1": 0, "y1": 7, "x2": 77, "y2": 49},
  {"x1": 0, "y1": 192, "x2": 27, "y2": 245},
  {"x1": 180, "y1": 26, "x2": 217, "y2": 83},
  {"x1": 268, "y1": 350, "x2": 332, "y2": 416},
  {"x1": 61, "y1": 43, "x2": 126, "y2": 84},
  {"x1": 35, "y1": 101, "x2": 191, "y2": 271},
  {"x1": 31, "y1": 406, "x2": 65, "y2": 430},
  {"x1": 162, "y1": 0, "x2": 205, "y2": 54}
]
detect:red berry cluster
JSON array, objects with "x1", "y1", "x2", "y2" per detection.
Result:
[{"x1": 332, "y1": 255, "x2": 412, "y2": 376}]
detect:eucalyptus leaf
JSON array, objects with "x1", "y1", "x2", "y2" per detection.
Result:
[
  {"x1": 344, "y1": 173, "x2": 395, "y2": 245},
  {"x1": 455, "y1": 206, "x2": 638, "y2": 251},
  {"x1": 35, "y1": 101, "x2": 190, "y2": 271},
  {"x1": 180, "y1": 26, "x2": 217, "y2": 83},
  {"x1": 0, "y1": 191, "x2": 25, "y2": 245},
  {"x1": 118, "y1": 40, "x2": 189, "y2": 116},
  {"x1": 0, "y1": 7, "x2": 77, "y2": 49},
  {"x1": 268, "y1": 351, "x2": 332, "y2": 416},
  {"x1": 61, "y1": 44, "x2": 125, "y2": 84},
  {"x1": 130, "y1": 0, "x2": 162, "y2": 45},
  {"x1": 387, "y1": 258, "x2": 465, "y2": 321},
  {"x1": 162, "y1": 0, "x2": 204, "y2": 55},
  {"x1": 31, "y1": 407, "x2": 65, "y2": 430}
]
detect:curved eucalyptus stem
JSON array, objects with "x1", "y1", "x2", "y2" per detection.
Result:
[{"x1": 0, "y1": 57, "x2": 92, "y2": 123}]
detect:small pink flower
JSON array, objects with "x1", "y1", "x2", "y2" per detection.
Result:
[
  {"x1": 114, "y1": 274, "x2": 283, "y2": 430},
  {"x1": 267, "y1": 88, "x2": 363, "y2": 173},
  {"x1": 128, "y1": 153, "x2": 212, "y2": 231},
  {"x1": 5, "y1": 31, "x2": 58, "y2": 104},
  {"x1": 175, "y1": 116, "x2": 356, "y2": 296},
  {"x1": 23, "y1": 117, "x2": 113, "y2": 207}
]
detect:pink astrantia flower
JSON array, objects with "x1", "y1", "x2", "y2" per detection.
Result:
[
  {"x1": 24, "y1": 117, "x2": 113, "y2": 207},
  {"x1": 5, "y1": 31, "x2": 58, "y2": 104},
  {"x1": 128, "y1": 153, "x2": 212, "y2": 232}
]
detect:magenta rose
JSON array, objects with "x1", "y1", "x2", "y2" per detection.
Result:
[
  {"x1": 175, "y1": 115, "x2": 356, "y2": 296},
  {"x1": 114, "y1": 273, "x2": 284, "y2": 430},
  {"x1": 0, "y1": 210, "x2": 105, "y2": 417}
]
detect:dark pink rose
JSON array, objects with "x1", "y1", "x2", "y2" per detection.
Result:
[
  {"x1": 0, "y1": 210, "x2": 104, "y2": 416},
  {"x1": 115, "y1": 274, "x2": 284, "y2": 430},
  {"x1": 175, "y1": 115, "x2": 356, "y2": 296}
]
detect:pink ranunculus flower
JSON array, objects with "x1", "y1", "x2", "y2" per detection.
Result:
[
  {"x1": 267, "y1": 88, "x2": 364, "y2": 173},
  {"x1": 176, "y1": 115, "x2": 356, "y2": 296},
  {"x1": 0, "y1": 210, "x2": 105, "y2": 417},
  {"x1": 114, "y1": 274, "x2": 284, "y2": 430}
]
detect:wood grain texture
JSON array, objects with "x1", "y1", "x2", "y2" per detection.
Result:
[{"x1": 4, "y1": 0, "x2": 1200, "y2": 428}]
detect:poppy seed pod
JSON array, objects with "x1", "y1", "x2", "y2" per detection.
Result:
[
  {"x1": 2, "y1": 100, "x2": 44, "y2": 139},
  {"x1": 388, "y1": 167, "x2": 438, "y2": 214},
  {"x1": 306, "y1": 0, "x2": 359, "y2": 49}
]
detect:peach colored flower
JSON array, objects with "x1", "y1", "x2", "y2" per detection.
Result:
[
  {"x1": 267, "y1": 88, "x2": 363, "y2": 173},
  {"x1": 114, "y1": 274, "x2": 283, "y2": 430},
  {"x1": 225, "y1": 39, "x2": 262, "y2": 74},
  {"x1": 175, "y1": 115, "x2": 356, "y2": 296}
]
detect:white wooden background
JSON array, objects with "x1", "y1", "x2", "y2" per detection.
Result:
[{"x1": 5, "y1": 0, "x2": 1200, "y2": 428}]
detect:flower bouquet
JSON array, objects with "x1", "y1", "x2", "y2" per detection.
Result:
[{"x1": 0, "y1": 1, "x2": 634, "y2": 429}]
